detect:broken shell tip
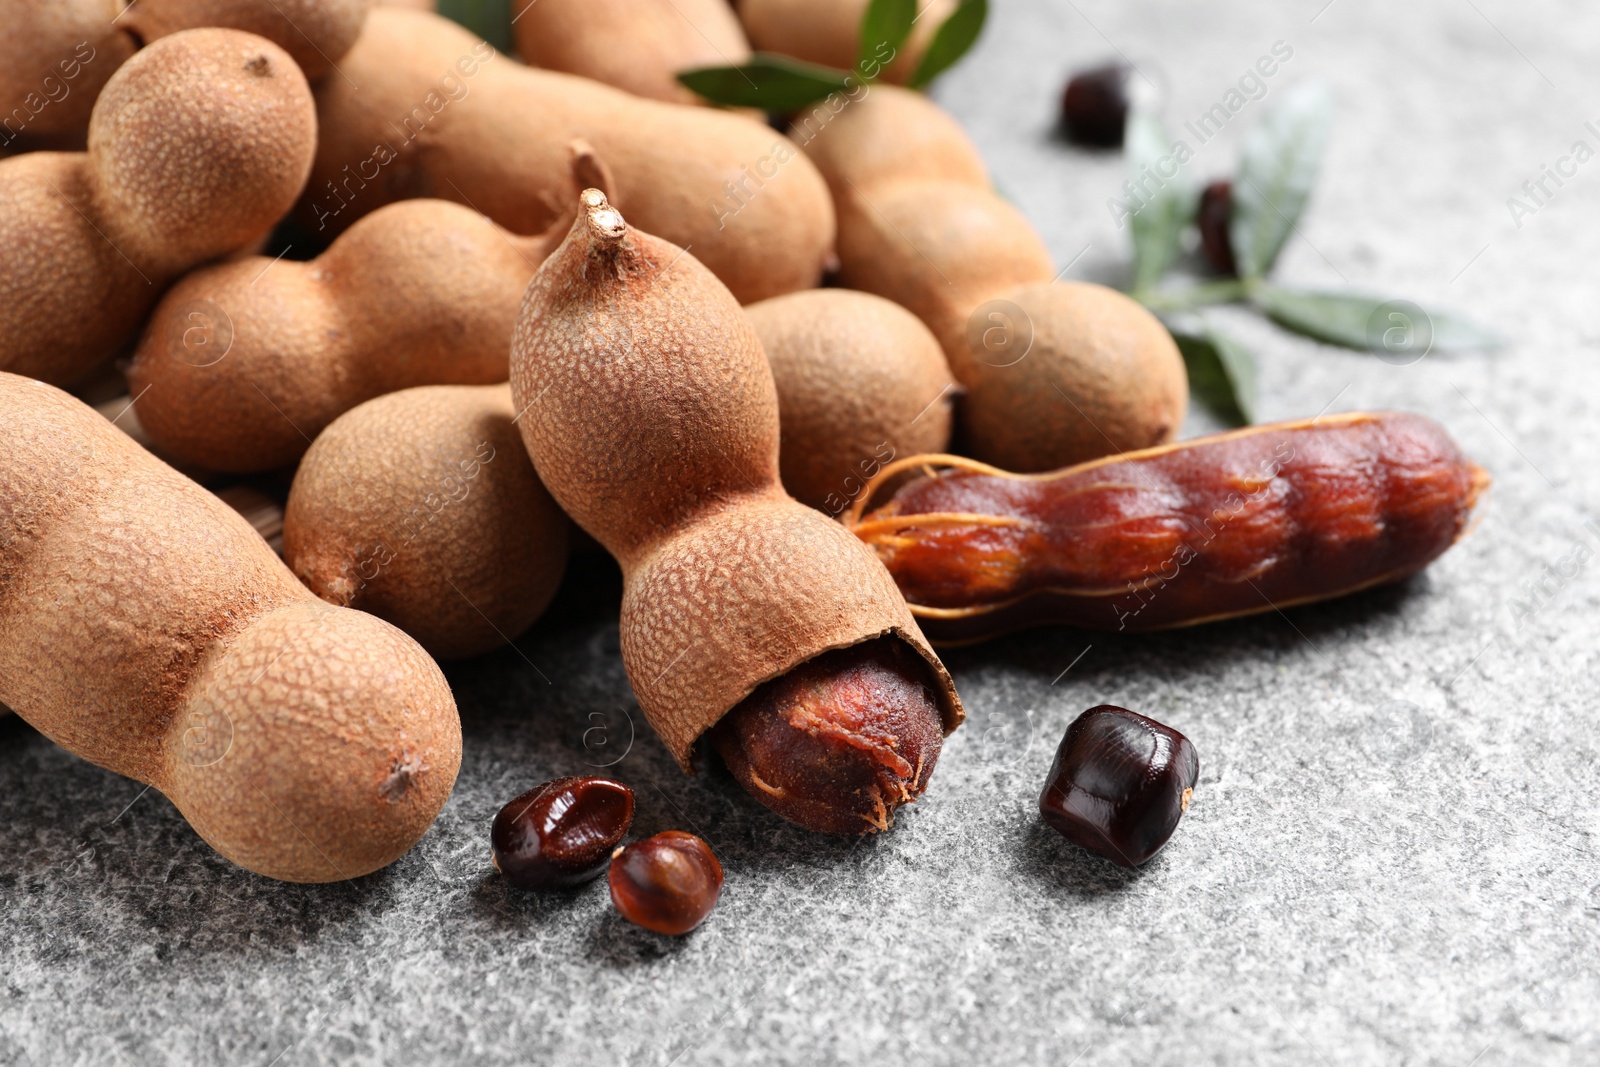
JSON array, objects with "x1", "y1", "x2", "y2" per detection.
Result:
[{"x1": 581, "y1": 188, "x2": 626, "y2": 241}]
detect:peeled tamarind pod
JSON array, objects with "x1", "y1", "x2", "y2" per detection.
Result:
[
  {"x1": 735, "y1": 0, "x2": 956, "y2": 84},
  {"x1": 514, "y1": 0, "x2": 751, "y2": 106},
  {"x1": 127, "y1": 197, "x2": 554, "y2": 473},
  {"x1": 283, "y1": 384, "x2": 570, "y2": 660},
  {"x1": 307, "y1": 9, "x2": 833, "y2": 305},
  {"x1": 800, "y1": 86, "x2": 1188, "y2": 472},
  {"x1": 0, "y1": 373, "x2": 461, "y2": 882},
  {"x1": 0, "y1": 29, "x2": 316, "y2": 388},
  {"x1": 846, "y1": 413, "x2": 1489, "y2": 645},
  {"x1": 512, "y1": 190, "x2": 963, "y2": 834},
  {"x1": 0, "y1": 1, "x2": 367, "y2": 152},
  {"x1": 745, "y1": 289, "x2": 956, "y2": 515}
]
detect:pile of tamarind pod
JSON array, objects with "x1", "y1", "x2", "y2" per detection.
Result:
[
  {"x1": 0, "y1": 0, "x2": 369, "y2": 152},
  {"x1": 845, "y1": 413, "x2": 1490, "y2": 644},
  {"x1": 0, "y1": 373, "x2": 462, "y2": 882},
  {"x1": 0, "y1": 28, "x2": 317, "y2": 387},
  {"x1": 305, "y1": 8, "x2": 834, "y2": 305},
  {"x1": 511, "y1": 189, "x2": 963, "y2": 834}
]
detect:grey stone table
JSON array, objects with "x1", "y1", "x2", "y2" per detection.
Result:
[{"x1": 4, "y1": 1, "x2": 1598, "y2": 1063}]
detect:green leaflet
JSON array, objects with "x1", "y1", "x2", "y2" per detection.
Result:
[
  {"x1": 1169, "y1": 323, "x2": 1259, "y2": 426},
  {"x1": 907, "y1": 0, "x2": 989, "y2": 89},
  {"x1": 437, "y1": 0, "x2": 514, "y2": 55},
  {"x1": 678, "y1": 55, "x2": 853, "y2": 112},
  {"x1": 1254, "y1": 285, "x2": 1504, "y2": 357},
  {"x1": 859, "y1": 0, "x2": 918, "y2": 74},
  {"x1": 1230, "y1": 82, "x2": 1334, "y2": 279},
  {"x1": 1126, "y1": 111, "x2": 1195, "y2": 296}
]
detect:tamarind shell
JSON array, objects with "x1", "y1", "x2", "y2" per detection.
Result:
[
  {"x1": 512, "y1": 192, "x2": 962, "y2": 770},
  {"x1": 0, "y1": 372, "x2": 461, "y2": 882}
]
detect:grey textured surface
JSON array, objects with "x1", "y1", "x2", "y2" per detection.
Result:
[{"x1": 5, "y1": 1, "x2": 1600, "y2": 1064}]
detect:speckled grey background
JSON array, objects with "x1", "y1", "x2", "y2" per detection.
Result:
[{"x1": 4, "y1": 1, "x2": 1599, "y2": 1064}]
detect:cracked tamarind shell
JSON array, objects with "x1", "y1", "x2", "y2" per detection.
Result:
[
  {"x1": 0, "y1": 372, "x2": 461, "y2": 882},
  {"x1": 510, "y1": 189, "x2": 963, "y2": 777},
  {"x1": 283, "y1": 383, "x2": 570, "y2": 661}
]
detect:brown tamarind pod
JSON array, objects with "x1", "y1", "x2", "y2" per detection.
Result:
[
  {"x1": 745, "y1": 289, "x2": 956, "y2": 516},
  {"x1": 513, "y1": 0, "x2": 751, "y2": 106},
  {"x1": 0, "y1": 372, "x2": 462, "y2": 882},
  {"x1": 0, "y1": 28, "x2": 316, "y2": 387},
  {"x1": 306, "y1": 8, "x2": 834, "y2": 305},
  {"x1": 283, "y1": 384, "x2": 570, "y2": 661},
  {"x1": 846, "y1": 413, "x2": 1489, "y2": 644},
  {"x1": 511, "y1": 189, "x2": 963, "y2": 835},
  {"x1": 800, "y1": 85, "x2": 1188, "y2": 473}
]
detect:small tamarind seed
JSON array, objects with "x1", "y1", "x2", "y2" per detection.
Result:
[
  {"x1": 1060, "y1": 62, "x2": 1132, "y2": 147},
  {"x1": 608, "y1": 831, "x2": 724, "y2": 935},
  {"x1": 491, "y1": 776, "x2": 635, "y2": 890},
  {"x1": 709, "y1": 637, "x2": 944, "y2": 836},
  {"x1": 1198, "y1": 180, "x2": 1238, "y2": 276},
  {"x1": 1039, "y1": 705, "x2": 1198, "y2": 868}
]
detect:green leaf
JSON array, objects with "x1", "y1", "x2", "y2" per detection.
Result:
[
  {"x1": 437, "y1": 0, "x2": 513, "y2": 55},
  {"x1": 1169, "y1": 324, "x2": 1258, "y2": 426},
  {"x1": 678, "y1": 55, "x2": 853, "y2": 112},
  {"x1": 1125, "y1": 111, "x2": 1195, "y2": 295},
  {"x1": 1253, "y1": 285, "x2": 1504, "y2": 357},
  {"x1": 1230, "y1": 82, "x2": 1334, "y2": 279},
  {"x1": 907, "y1": 0, "x2": 988, "y2": 89},
  {"x1": 858, "y1": 0, "x2": 917, "y2": 75}
]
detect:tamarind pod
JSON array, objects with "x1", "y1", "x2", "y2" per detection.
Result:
[
  {"x1": 847, "y1": 413, "x2": 1489, "y2": 644},
  {"x1": 307, "y1": 9, "x2": 834, "y2": 305},
  {"x1": 735, "y1": 0, "x2": 956, "y2": 86},
  {"x1": 512, "y1": 190, "x2": 963, "y2": 833},
  {"x1": 0, "y1": 372, "x2": 461, "y2": 882},
  {"x1": 513, "y1": 0, "x2": 751, "y2": 106}
]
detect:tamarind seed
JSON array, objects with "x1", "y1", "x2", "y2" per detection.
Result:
[
  {"x1": 608, "y1": 831, "x2": 724, "y2": 935},
  {"x1": 1039, "y1": 705, "x2": 1198, "y2": 868},
  {"x1": 709, "y1": 637, "x2": 944, "y2": 836},
  {"x1": 491, "y1": 776, "x2": 635, "y2": 890},
  {"x1": 1060, "y1": 62, "x2": 1132, "y2": 148},
  {"x1": 1198, "y1": 180, "x2": 1238, "y2": 276}
]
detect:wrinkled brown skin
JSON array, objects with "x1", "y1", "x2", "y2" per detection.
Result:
[
  {"x1": 283, "y1": 384, "x2": 570, "y2": 660},
  {"x1": 127, "y1": 199, "x2": 543, "y2": 473},
  {"x1": 848, "y1": 413, "x2": 1489, "y2": 644},
  {"x1": 736, "y1": 0, "x2": 955, "y2": 84},
  {"x1": 511, "y1": 191, "x2": 963, "y2": 833},
  {"x1": 0, "y1": 0, "x2": 367, "y2": 151},
  {"x1": 745, "y1": 289, "x2": 955, "y2": 515},
  {"x1": 0, "y1": 373, "x2": 462, "y2": 881},
  {"x1": 514, "y1": 0, "x2": 750, "y2": 106},
  {"x1": 307, "y1": 9, "x2": 834, "y2": 305},
  {"x1": 0, "y1": 29, "x2": 316, "y2": 388},
  {"x1": 710, "y1": 637, "x2": 944, "y2": 834},
  {"x1": 801, "y1": 86, "x2": 1189, "y2": 472}
]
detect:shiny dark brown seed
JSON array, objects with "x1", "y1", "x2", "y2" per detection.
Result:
[
  {"x1": 1060, "y1": 62, "x2": 1132, "y2": 147},
  {"x1": 1197, "y1": 179, "x2": 1238, "y2": 275},
  {"x1": 708, "y1": 637, "x2": 944, "y2": 836},
  {"x1": 608, "y1": 831, "x2": 724, "y2": 935},
  {"x1": 1039, "y1": 705, "x2": 1198, "y2": 867},
  {"x1": 491, "y1": 776, "x2": 635, "y2": 890}
]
